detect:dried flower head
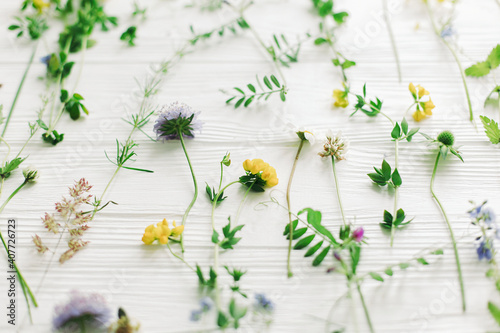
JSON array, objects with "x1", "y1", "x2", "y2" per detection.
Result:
[
  {"x1": 32, "y1": 235, "x2": 49, "y2": 254},
  {"x1": 52, "y1": 292, "x2": 112, "y2": 332},
  {"x1": 153, "y1": 102, "x2": 202, "y2": 141},
  {"x1": 319, "y1": 132, "x2": 347, "y2": 160},
  {"x1": 108, "y1": 308, "x2": 140, "y2": 333}
]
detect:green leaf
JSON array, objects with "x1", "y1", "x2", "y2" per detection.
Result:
[
  {"x1": 211, "y1": 229, "x2": 219, "y2": 244},
  {"x1": 283, "y1": 220, "x2": 298, "y2": 236},
  {"x1": 280, "y1": 90, "x2": 286, "y2": 102},
  {"x1": 234, "y1": 97, "x2": 245, "y2": 109},
  {"x1": 431, "y1": 249, "x2": 444, "y2": 255},
  {"x1": 312, "y1": 246, "x2": 330, "y2": 266},
  {"x1": 314, "y1": 37, "x2": 327, "y2": 45},
  {"x1": 391, "y1": 123, "x2": 401, "y2": 139},
  {"x1": 417, "y1": 258, "x2": 429, "y2": 265},
  {"x1": 465, "y1": 61, "x2": 491, "y2": 77},
  {"x1": 217, "y1": 311, "x2": 229, "y2": 328},
  {"x1": 486, "y1": 44, "x2": 500, "y2": 69},
  {"x1": 298, "y1": 208, "x2": 337, "y2": 244},
  {"x1": 304, "y1": 241, "x2": 323, "y2": 257},
  {"x1": 480, "y1": 115, "x2": 500, "y2": 144},
  {"x1": 263, "y1": 76, "x2": 272, "y2": 90},
  {"x1": 294, "y1": 234, "x2": 315, "y2": 249},
  {"x1": 247, "y1": 84, "x2": 256, "y2": 93},
  {"x1": 406, "y1": 128, "x2": 419, "y2": 142},
  {"x1": 401, "y1": 118, "x2": 408, "y2": 135},
  {"x1": 270, "y1": 75, "x2": 280, "y2": 88},
  {"x1": 384, "y1": 268, "x2": 393, "y2": 276},
  {"x1": 244, "y1": 96, "x2": 254, "y2": 107},
  {"x1": 289, "y1": 227, "x2": 307, "y2": 239},
  {"x1": 488, "y1": 301, "x2": 500, "y2": 326},
  {"x1": 333, "y1": 12, "x2": 349, "y2": 24},
  {"x1": 369, "y1": 272, "x2": 384, "y2": 282},
  {"x1": 381, "y1": 160, "x2": 391, "y2": 180},
  {"x1": 391, "y1": 169, "x2": 402, "y2": 187},
  {"x1": 399, "y1": 263, "x2": 410, "y2": 269}
]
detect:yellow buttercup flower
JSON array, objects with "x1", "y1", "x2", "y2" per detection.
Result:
[
  {"x1": 141, "y1": 219, "x2": 183, "y2": 245},
  {"x1": 333, "y1": 89, "x2": 349, "y2": 108},
  {"x1": 33, "y1": 0, "x2": 50, "y2": 13}
]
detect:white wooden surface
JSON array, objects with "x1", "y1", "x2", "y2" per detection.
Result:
[{"x1": 1, "y1": 0, "x2": 500, "y2": 332}]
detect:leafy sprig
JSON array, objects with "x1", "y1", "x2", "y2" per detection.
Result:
[
  {"x1": 8, "y1": 15, "x2": 48, "y2": 40},
  {"x1": 266, "y1": 33, "x2": 311, "y2": 68},
  {"x1": 351, "y1": 84, "x2": 383, "y2": 117},
  {"x1": 189, "y1": 17, "x2": 249, "y2": 45},
  {"x1": 367, "y1": 160, "x2": 401, "y2": 187},
  {"x1": 120, "y1": 26, "x2": 137, "y2": 46},
  {"x1": 212, "y1": 218, "x2": 244, "y2": 250},
  {"x1": 480, "y1": 115, "x2": 500, "y2": 144},
  {"x1": 465, "y1": 45, "x2": 500, "y2": 77},
  {"x1": 225, "y1": 75, "x2": 287, "y2": 109}
]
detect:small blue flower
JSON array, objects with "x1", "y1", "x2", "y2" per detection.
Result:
[
  {"x1": 190, "y1": 309, "x2": 202, "y2": 322},
  {"x1": 41, "y1": 54, "x2": 51, "y2": 66},
  {"x1": 255, "y1": 293, "x2": 274, "y2": 312},
  {"x1": 199, "y1": 297, "x2": 212, "y2": 312},
  {"x1": 153, "y1": 102, "x2": 202, "y2": 141},
  {"x1": 477, "y1": 241, "x2": 493, "y2": 261},
  {"x1": 440, "y1": 26, "x2": 455, "y2": 39},
  {"x1": 469, "y1": 204, "x2": 496, "y2": 226},
  {"x1": 52, "y1": 291, "x2": 112, "y2": 331}
]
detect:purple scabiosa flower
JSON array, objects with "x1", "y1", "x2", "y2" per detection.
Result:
[
  {"x1": 477, "y1": 241, "x2": 493, "y2": 261},
  {"x1": 254, "y1": 294, "x2": 274, "y2": 312},
  {"x1": 52, "y1": 291, "x2": 112, "y2": 332},
  {"x1": 352, "y1": 227, "x2": 364, "y2": 242},
  {"x1": 153, "y1": 102, "x2": 202, "y2": 141}
]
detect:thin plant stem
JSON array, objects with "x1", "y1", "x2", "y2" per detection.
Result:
[
  {"x1": 430, "y1": 151, "x2": 466, "y2": 311},
  {"x1": 167, "y1": 243, "x2": 196, "y2": 272},
  {"x1": 178, "y1": 132, "x2": 198, "y2": 253},
  {"x1": 331, "y1": 156, "x2": 347, "y2": 226},
  {"x1": 1, "y1": 42, "x2": 38, "y2": 138},
  {"x1": 286, "y1": 139, "x2": 305, "y2": 277},
  {"x1": 356, "y1": 280, "x2": 375, "y2": 333},
  {"x1": 0, "y1": 180, "x2": 37, "y2": 319},
  {"x1": 382, "y1": 0, "x2": 402, "y2": 82},
  {"x1": 390, "y1": 140, "x2": 399, "y2": 247},
  {"x1": 91, "y1": 166, "x2": 121, "y2": 220},
  {"x1": 425, "y1": 2, "x2": 474, "y2": 126},
  {"x1": 211, "y1": 180, "x2": 240, "y2": 309},
  {"x1": 321, "y1": 18, "x2": 348, "y2": 83}
]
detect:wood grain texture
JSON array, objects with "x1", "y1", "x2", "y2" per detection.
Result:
[{"x1": 1, "y1": 0, "x2": 500, "y2": 332}]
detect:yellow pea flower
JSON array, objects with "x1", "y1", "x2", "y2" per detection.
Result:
[
  {"x1": 333, "y1": 89, "x2": 349, "y2": 108},
  {"x1": 241, "y1": 159, "x2": 279, "y2": 188},
  {"x1": 142, "y1": 230, "x2": 156, "y2": 245},
  {"x1": 409, "y1": 83, "x2": 417, "y2": 97},
  {"x1": 171, "y1": 221, "x2": 184, "y2": 237},
  {"x1": 412, "y1": 110, "x2": 426, "y2": 122},
  {"x1": 417, "y1": 85, "x2": 430, "y2": 98},
  {"x1": 423, "y1": 98, "x2": 435, "y2": 115},
  {"x1": 33, "y1": 0, "x2": 50, "y2": 13}
]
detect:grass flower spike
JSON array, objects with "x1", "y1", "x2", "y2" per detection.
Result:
[
  {"x1": 142, "y1": 219, "x2": 184, "y2": 245},
  {"x1": 408, "y1": 83, "x2": 435, "y2": 122},
  {"x1": 154, "y1": 102, "x2": 202, "y2": 252}
]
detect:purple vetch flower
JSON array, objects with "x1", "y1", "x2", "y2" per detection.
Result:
[
  {"x1": 469, "y1": 203, "x2": 496, "y2": 226},
  {"x1": 153, "y1": 102, "x2": 202, "y2": 141},
  {"x1": 189, "y1": 309, "x2": 203, "y2": 322},
  {"x1": 477, "y1": 241, "x2": 493, "y2": 261},
  {"x1": 440, "y1": 26, "x2": 455, "y2": 39},
  {"x1": 52, "y1": 291, "x2": 112, "y2": 332},
  {"x1": 199, "y1": 297, "x2": 212, "y2": 312},
  {"x1": 254, "y1": 294, "x2": 274, "y2": 312},
  {"x1": 333, "y1": 252, "x2": 342, "y2": 261},
  {"x1": 352, "y1": 227, "x2": 364, "y2": 242}
]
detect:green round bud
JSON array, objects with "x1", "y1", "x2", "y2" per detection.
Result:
[{"x1": 437, "y1": 130, "x2": 455, "y2": 146}]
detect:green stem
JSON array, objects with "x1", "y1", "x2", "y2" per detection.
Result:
[
  {"x1": 390, "y1": 140, "x2": 399, "y2": 247},
  {"x1": 286, "y1": 139, "x2": 305, "y2": 278},
  {"x1": 425, "y1": 2, "x2": 474, "y2": 126},
  {"x1": 0, "y1": 180, "x2": 37, "y2": 319},
  {"x1": 167, "y1": 243, "x2": 196, "y2": 272},
  {"x1": 178, "y1": 132, "x2": 198, "y2": 254},
  {"x1": 331, "y1": 156, "x2": 347, "y2": 226},
  {"x1": 91, "y1": 166, "x2": 121, "y2": 220},
  {"x1": 430, "y1": 151, "x2": 466, "y2": 311},
  {"x1": 356, "y1": 280, "x2": 375, "y2": 333},
  {"x1": 322, "y1": 18, "x2": 348, "y2": 84},
  {"x1": 211, "y1": 180, "x2": 239, "y2": 309},
  {"x1": 379, "y1": 111, "x2": 395, "y2": 126},
  {"x1": 1, "y1": 42, "x2": 38, "y2": 139},
  {"x1": 382, "y1": 0, "x2": 402, "y2": 82}
]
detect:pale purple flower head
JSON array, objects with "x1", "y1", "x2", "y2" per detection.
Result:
[
  {"x1": 153, "y1": 102, "x2": 202, "y2": 141},
  {"x1": 469, "y1": 203, "x2": 496, "y2": 226},
  {"x1": 255, "y1": 294, "x2": 274, "y2": 312},
  {"x1": 52, "y1": 291, "x2": 112, "y2": 332},
  {"x1": 352, "y1": 227, "x2": 364, "y2": 242}
]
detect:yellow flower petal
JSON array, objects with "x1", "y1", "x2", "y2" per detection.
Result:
[
  {"x1": 142, "y1": 232, "x2": 155, "y2": 245},
  {"x1": 171, "y1": 225, "x2": 184, "y2": 237},
  {"x1": 423, "y1": 98, "x2": 435, "y2": 115},
  {"x1": 412, "y1": 110, "x2": 426, "y2": 122},
  {"x1": 333, "y1": 89, "x2": 349, "y2": 108},
  {"x1": 417, "y1": 85, "x2": 430, "y2": 98},
  {"x1": 158, "y1": 235, "x2": 169, "y2": 245},
  {"x1": 409, "y1": 83, "x2": 417, "y2": 97}
]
